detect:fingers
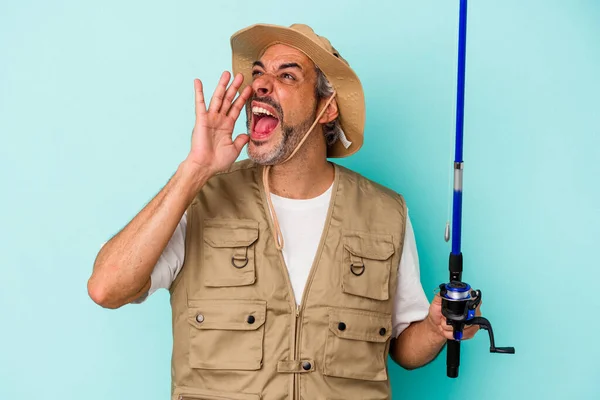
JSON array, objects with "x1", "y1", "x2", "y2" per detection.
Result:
[
  {"x1": 475, "y1": 303, "x2": 483, "y2": 317},
  {"x1": 436, "y1": 316, "x2": 453, "y2": 340},
  {"x1": 440, "y1": 317, "x2": 454, "y2": 333},
  {"x1": 227, "y1": 85, "x2": 253, "y2": 121},
  {"x1": 438, "y1": 316, "x2": 481, "y2": 341},
  {"x1": 462, "y1": 325, "x2": 480, "y2": 340},
  {"x1": 220, "y1": 73, "x2": 245, "y2": 115},
  {"x1": 439, "y1": 328, "x2": 455, "y2": 341},
  {"x1": 208, "y1": 71, "x2": 231, "y2": 113},
  {"x1": 233, "y1": 133, "x2": 250, "y2": 153},
  {"x1": 439, "y1": 325, "x2": 479, "y2": 341},
  {"x1": 440, "y1": 317, "x2": 453, "y2": 330},
  {"x1": 194, "y1": 79, "x2": 206, "y2": 119}
]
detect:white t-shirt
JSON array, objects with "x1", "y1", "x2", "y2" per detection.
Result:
[{"x1": 139, "y1": 184, "x2": 430, "y2": 338}]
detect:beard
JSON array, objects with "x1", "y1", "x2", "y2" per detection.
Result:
[{"x1": 245, "y1": 96, "x2": 317, "y2": 165}]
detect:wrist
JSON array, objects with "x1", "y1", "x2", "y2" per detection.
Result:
[{"x1": 177, "y1": 159, "x2": 213, "y2": 195}]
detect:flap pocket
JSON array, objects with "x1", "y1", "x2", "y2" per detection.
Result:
[
  {"x1": 343, "y1": 234, "x2": 394, "y2": 260},
  {"x1": 204, "y1": 220, "x2": 259, "y2": 248},
  {"x1": 175, "y1": 385, "x2": 260, "y2": 400},
  {"x1": 323, "y1": 308, "x2": 392, "y2": 382},
  {"x1": 202, "y1": 219, "x2": 259, "y2": 287},
  {"x1": 187, "y1": 299, "x2": 267, "y2": 371},
  {"x1": 188, "y1": 299, "x2": 266, "y2": 331},
  {"x1": 328, "y1": 308, "x2": 392, "y2": 343},
  {"x1": 341, "y1": 231, "x2": 395, "y2": 301}
]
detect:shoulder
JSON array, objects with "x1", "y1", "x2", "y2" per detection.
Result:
[
  {"x1": 193, "y1": 159, "x2": 258, "y2": 201},
  {"x1": 337, "y1": 164, "x2": 406, "y2": 212},
  {"x1": 212, "y1": 159, "x2": 258, "y2": 180}
]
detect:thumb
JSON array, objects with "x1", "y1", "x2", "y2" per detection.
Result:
[{"x1": 233, "y1": 133, "x2": 250, "y2": 153}]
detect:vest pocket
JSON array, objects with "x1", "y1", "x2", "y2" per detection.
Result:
[
  {"x1": 323, "y1": 307, "x2": 392, "y2": 381},
  {"x1": 202, "y1": 219, "x2": 259, "y2": 287},
  {"x1": 187, "y1": 299, "x2": 266, "y2": 370},
  {"x1": 341, "y1": 231, "x2": 395, "y2": 301},
  {"x1": 174, "y1": 385, "x2": 260, "y2": 400}
]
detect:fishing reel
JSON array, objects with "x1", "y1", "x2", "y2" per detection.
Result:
[{"x1": 439, "y1": 280, "x2": 515, "y2": 378}]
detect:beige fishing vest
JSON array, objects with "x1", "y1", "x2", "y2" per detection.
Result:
[{"x1": 169, "y1": 160, "x2": 407, "y2": 400}]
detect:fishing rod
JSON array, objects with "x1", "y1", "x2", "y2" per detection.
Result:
[{"x1": 439, "y1": 0, "x2": 515, "y2": 378}]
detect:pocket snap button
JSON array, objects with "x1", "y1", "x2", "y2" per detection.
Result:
[
  {"x1": 247, "y1": 315, "x2": 256, "y2": 324},
  {"x1": 379, "y1": 327, "x2": 387, "y2": 336},
  {"x1": 196, "y1": 314, "x2": 205, "y2": 323},
  {"x1": 338, "y1": 322, "x2": 346, "y2": 331}
]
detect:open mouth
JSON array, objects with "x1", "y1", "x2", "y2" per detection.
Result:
[{"x1": 251, "y1": 102, "x2": 280, "y2": 140}]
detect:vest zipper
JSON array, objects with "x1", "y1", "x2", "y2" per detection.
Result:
[
  {"x1": 295, "y1": 304, "x2": 301, "y2": 400},
  {"x1": 293, "y1": 172, "x2": 339, "y2": 400},
  {"x1": 258, "y1": 163, "x2": 340, "y2": 400},
  {"x1": 271, "y1": 245, "x2": 299, "y2": 399}
]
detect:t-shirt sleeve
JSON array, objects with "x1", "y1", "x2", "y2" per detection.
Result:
[
  {"x1": 391, "y1": 210, "x2": 430, "y2": 338},
  {"x1": 131, "y1": 211, "x2": 188, "y2": 304}
]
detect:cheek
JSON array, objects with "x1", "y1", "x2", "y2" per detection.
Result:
[
  {"x1": 283, "y1": 99, "x2": 317, "y2": 124},
  {"x1": 276, "y1": 86, "x2": 317, "y2": 122}
]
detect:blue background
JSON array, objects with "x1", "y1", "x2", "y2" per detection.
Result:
[{"x1": 1, "y1": 0, "x2": 598, "y2": 399}]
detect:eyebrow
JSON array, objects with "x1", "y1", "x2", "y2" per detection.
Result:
[
  {"x1": 252, "y1": 61, "x2": 303, "y2": 71},
  {"x1": 278, "y1": 62, "x2": 302, "y2": 71}
]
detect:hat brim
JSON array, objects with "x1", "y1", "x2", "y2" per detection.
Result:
[{"x1": 230, "y1": 24, "x2": 365, "y2": 158}]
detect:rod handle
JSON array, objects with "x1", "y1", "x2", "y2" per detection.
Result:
[{"x1": 446, "y1": 339, "x2": 461, "y2": 378}]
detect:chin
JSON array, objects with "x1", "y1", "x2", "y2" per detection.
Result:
[{"x1": 247, "y1": 134, "x2": 286, "y2": 165}]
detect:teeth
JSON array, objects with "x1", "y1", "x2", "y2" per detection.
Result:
[{"x1": 252, "y1": 106, "x2": 275, "y2": 117}]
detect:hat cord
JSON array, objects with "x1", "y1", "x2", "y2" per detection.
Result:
[{"x1": 263, "y1": 91, "x2": 337, "y2": 251}]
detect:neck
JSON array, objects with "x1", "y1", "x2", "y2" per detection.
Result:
[{"x1": 267, "y1": 145, "x2": 334, "y2": 199}]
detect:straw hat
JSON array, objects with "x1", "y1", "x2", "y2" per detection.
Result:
[{"x1": 230, "y1": 23, "x2": 365, "y2": 158}]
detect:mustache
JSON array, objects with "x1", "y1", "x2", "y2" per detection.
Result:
[{"x1": 246, "y1": 95, "x2": 284, "y2": 119}]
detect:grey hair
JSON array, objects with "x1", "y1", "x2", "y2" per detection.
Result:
[{"x1": 315, "y1": 67, "x2": 343, "y2": 147}]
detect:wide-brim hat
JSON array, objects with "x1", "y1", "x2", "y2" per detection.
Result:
[{"x1": 230, "y1": 23, "x2": 365, "y2": 158}]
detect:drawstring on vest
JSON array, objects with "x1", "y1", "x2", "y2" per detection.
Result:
[{"x1": 263, "y1": 91, "x2": 337, "y2": 251}]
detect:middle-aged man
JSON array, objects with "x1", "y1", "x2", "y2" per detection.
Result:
[{"x1": 89, "y1": 23, "x2": 480, "y2": 399}]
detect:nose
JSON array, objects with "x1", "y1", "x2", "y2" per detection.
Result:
[{"x1": 252, "y1": 74, "x2": 273, "y2": 97}]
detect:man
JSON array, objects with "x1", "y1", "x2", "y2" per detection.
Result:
[{"x1": 89, "y1": 24, "x2": 480, "y2": 399}]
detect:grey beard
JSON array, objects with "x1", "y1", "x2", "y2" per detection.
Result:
[{"x1": 247, "y1": 113, "x2": 316, "y2": 166}]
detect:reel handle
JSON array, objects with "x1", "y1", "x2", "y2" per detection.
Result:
[
  {"x1": 440, "y1": 281, "x2": 515, "y2": 378},
  {"x1": 467, "y1": 317, "x2": 516, "y2": 354}
]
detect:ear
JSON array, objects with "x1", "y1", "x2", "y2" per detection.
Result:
[{"x1": 318, "y1": 96, "x2": 339, "y2": 124}]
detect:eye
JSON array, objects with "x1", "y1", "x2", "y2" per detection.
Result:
[
  {"x1": 252, "y1": 70, "x2": 263, "y2": 78},
  {"x1": 281, "y1": 73, "x2": 295, "y2": 80}
]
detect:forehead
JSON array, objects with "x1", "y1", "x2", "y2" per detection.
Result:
[{"x1": 258, "y1": 43, "x2": 315, "y2": 69}]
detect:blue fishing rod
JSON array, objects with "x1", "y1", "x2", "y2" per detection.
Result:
[{"x1": 439, "y1": 0, "x2": 515, "y2": 378}]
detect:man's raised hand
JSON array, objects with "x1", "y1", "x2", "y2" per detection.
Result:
[{"x1": 186, "y1": 71, "x2": 253, "y2": 176}]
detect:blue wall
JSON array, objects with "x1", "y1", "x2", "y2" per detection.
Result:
[{"x1": 1, "y1": 1, "x2": 598, "y2": 398}]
